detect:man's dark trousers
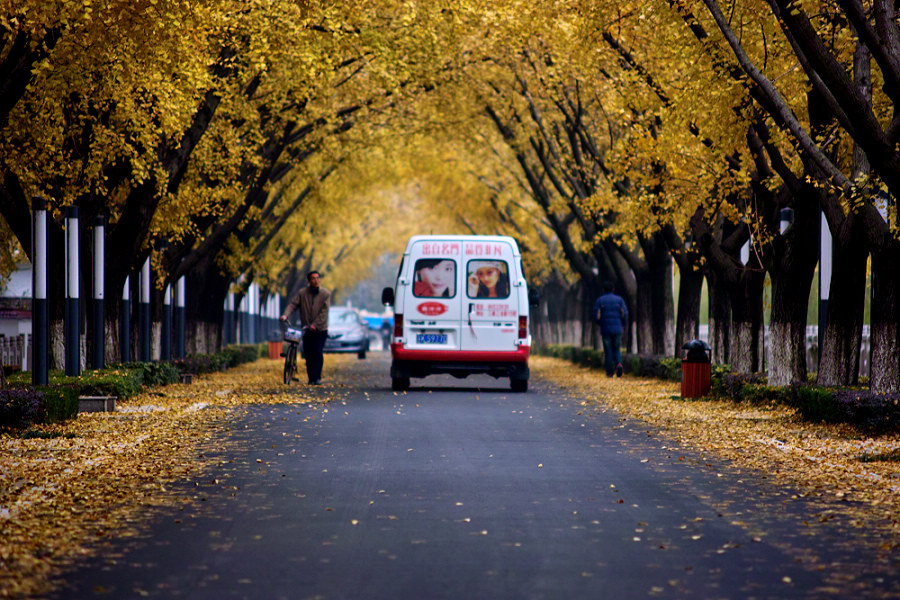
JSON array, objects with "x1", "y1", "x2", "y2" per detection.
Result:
[
  {"x1": 601, "y1": 333, "x2": 622, "y2": 376},
  {"x1": 303, "y1": 329, "x2": 328, "y2": 383}
]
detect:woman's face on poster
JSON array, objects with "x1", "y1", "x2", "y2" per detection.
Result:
[
  {"x1": 419, "y1": 260, "x2": 454, "y2": 295},
  {"x1": 475, "y1": 266, "x2": 500, "y2": 289}
]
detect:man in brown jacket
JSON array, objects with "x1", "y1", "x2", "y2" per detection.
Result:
[{"x1": 280, "y1": 270, "x2": 330, "y2": 384}]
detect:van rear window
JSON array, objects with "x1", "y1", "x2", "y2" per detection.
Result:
[
  {"x1": 413, "y1": 259, "x2": 456, "y2": 298},
  {"x1": 467, "y1": 260, "x2": 510, "y2": 299}
]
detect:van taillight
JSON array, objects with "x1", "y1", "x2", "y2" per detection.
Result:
[
  {"x1": 518, "y1": 315, "x2": 527, "y2": 339},
  {"x1": 394, "y1": 314, "x2": 403, "y2": 338}
]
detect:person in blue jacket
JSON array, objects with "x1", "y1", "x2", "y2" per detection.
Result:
[{"x1": 593, "y1": 281, "x2": 628, "y2": 377}]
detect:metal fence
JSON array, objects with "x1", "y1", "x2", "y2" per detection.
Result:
[
  {"x1": 0, "y1": 334, "x2": 27, "y2": 372},
  {"x1": 698, "y1": 325, "x2": 871, "y2": 377}
]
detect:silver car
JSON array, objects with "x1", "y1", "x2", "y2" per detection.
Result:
[{"x1": 324, "y1": 307, "x2": 370, "y2": 359}]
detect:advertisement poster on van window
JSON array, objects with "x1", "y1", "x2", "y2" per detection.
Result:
[
  {"x1": 466, "y1": 258, "x2": 517, "y2": 318},
  {"x1": 462, "y1": 252, "x2": 518, "y2": 351}
]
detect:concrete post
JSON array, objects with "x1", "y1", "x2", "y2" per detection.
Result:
[
  {"x1": 31, "y1": 197, "x2": 48, "y2": 385},
  {"x1": 120, "y1": 276, "x2": 131, "y2": 362},
  {"x1": 174, "y1": 276, "x2": 186, "y2": 358},
  {"x1": 161, "y1": 284, "x2": 172, "y2": 361},
  {"x1": 139, "y1": 257, "x2": 151, "y2": 362},
  {"x1": 92, "y1": 215, "x2": 105, "y2": 369},
  {"x1": 65, "y1": 206, "x2": 80, "y2": 376}
]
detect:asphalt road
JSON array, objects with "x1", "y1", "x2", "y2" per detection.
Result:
[{"x1": 53, "y1": 353, "x2": 898, "y2": 599}]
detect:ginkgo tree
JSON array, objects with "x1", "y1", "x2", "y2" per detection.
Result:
[
  {"x1": 1, "y1": 0, "x2": 897, "y2": 394},
  {"x1": 674, "y1": 0, "x2": 900, "y2": 391},
  {"x1": 0, "y1": 0, "x2": 447, "y2": 361}
]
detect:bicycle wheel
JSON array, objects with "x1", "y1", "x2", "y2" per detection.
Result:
[{"x1": 283, "y1": 343, "x2": 297, "y2": 385}]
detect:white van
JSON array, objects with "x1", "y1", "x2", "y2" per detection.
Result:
[{"x1": 381, "y1": 235, "x2": 538, "y2": 392}]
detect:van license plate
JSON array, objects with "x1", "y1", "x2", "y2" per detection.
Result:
[{"x1": 416, "y1": 334, "x2": 447, "y2": 344}]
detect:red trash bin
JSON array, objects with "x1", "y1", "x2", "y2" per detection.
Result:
[
  {"x1": 267, "y1": 329, "x2": 285, "y2": 359},
  {"x1": 681, "y1": 340, "x2": 711, "y2": 399}
]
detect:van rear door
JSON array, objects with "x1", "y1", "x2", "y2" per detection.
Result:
[
  {"x1": 403, "y1": 239, "x2": 463, "y2": 353},
  {"x1": 459, "y1": 240, "x2": 520, "y2": 352}
]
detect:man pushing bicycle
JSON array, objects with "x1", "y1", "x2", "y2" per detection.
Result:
[{"x1": 280, "y1": 270, "x2": 330, "y2": 385}]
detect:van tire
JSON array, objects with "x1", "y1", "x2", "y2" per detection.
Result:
[
  {"x1": 357, "y1": 349, "x2": 367, "y2": 360},
  {"x1": 510, "y1": 378, "x2": 528, "y2": 393},
  {"x1": 392, "y1": 377, "x2": 410, "y2": 391}
]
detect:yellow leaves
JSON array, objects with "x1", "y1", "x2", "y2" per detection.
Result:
[
  {"x1": 0, "y1": 353, "x2": 341, "y2": 597},
  {"x1": 532, "y1": 354, "x2": 900, "y2": 550}
]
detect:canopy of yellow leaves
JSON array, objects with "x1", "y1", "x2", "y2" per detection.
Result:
[{"x1": 3, "y1": 0, "x2": 894, "y2": 292}]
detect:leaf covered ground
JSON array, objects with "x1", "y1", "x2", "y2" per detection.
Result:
[
  {"x1": 0, "y1": 357, "x2": 343, "y2": 599},
  {"x1": 530, "y1": 356, "x2": 900, "y2": 592},
  {"x1": 2, "y1": 354, "x2": 899, "y2": 597}
]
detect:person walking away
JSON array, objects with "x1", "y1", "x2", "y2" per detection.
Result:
[
  {"x1": 593, "y1": 281, "x2": 628, "y2": 377},
  {"x1": 281, "y1": 271, "x2": 330, "y2": 385}
]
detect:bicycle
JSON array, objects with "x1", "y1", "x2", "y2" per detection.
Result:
[{"x1": 282, "y1": 323, "x2": 304, "y2": 385}]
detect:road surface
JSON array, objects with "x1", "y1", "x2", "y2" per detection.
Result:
[{"x1": 52, "y1": 354, "x2": 898, "y2": 599}]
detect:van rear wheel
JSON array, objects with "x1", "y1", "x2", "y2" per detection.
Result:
[
  {"x1": 392, "y1": 377, "x2": 410, "y2": 391},
  {"x1": 510, "y1": 378, "x2": 528, "y2": 393}
]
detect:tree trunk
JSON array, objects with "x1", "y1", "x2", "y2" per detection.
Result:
[
  {"x1": 706, "y1": 271, "x2": 731, "y2": 365},
  {"x1": 727, "y1": 269, "x2": 765, "y2": 374},
  {"x1": 766, "y1": 195, "x2": 818, "y2": 386},
  {"x1": 646, "y1": 237, "x2": 675, "y2": 355},
  {"x1": 768, "y1": 271, "x2": 814, "y2": 385},
  {"x1": 185, "y1": 319, "x2": 221, "y2": 356},
  {"x1": 817, "y1": 226, "x2": 867, "y2": 386},
  {"x1": 869, "y1": 242, "x2": 900, "y2": 393},
  {"x1": 675, "y1": 266, "x2": 705, "y2": 358},
  {"x1": 633, "y1": 274, "x2": 655, "y2": 354},
  {"x1": 103, "y1": 316, "x2": 117, "y2": 366},
  {"x1": 581, "y1": 279, "x2": 602, "y2": 348},
  {"x1": 183, "y1": 253, "x2": 231, "y2": 353},
  {"x1": 818, "y1": 39, "x2": 872, "y2": 387}
]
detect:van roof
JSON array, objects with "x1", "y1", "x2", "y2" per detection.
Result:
[{"x1": 405, "y1": 234, "x2": 520, "y2": 250}]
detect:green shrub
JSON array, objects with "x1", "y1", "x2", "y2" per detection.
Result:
[
  {"x1": 174, "y1": 344, "x2": 262, "y2": 375},
  {"x1": 39, "y1": 386, "x2": 79, "y2": 423},
  {"x1": 790, "y1": 387, "x2": 900, "y2": 433},
  {"x1": 709, "y1": 364, "x2": 732, "y2": 397},
  {"x1": 738, "y1": 383, "x2": 792, "y2": 405},
  {"x1": 222, "y1": 344, "x2": 264, "y2": 367},
  {"x1": 575, "y1": 347, "x2": 602, "y2": 369},
  {"x1": 0, "y1": 388, "x2": 43, "y2": 428},
  {"x1": 711, "y1": 372, "x2": 766, "y2": 400},
  {"x1": 131, "y1": 361, "x2": 180, "y2": 386},
  {"x1": 177, "y1": 353, "x2": 222, "y2": 374},
  {"x1": 2, "y1": 344, "x2": 266, "y2": 427},
  {"x1": 659, "y1": 357, "x2": 683, "y2": 381},
  {"x1": 789, "y1": 387, "x2": 841, "y2": 424},
  {"x1": 52, "y1": 368, "x2": 144, "y2": 401},
  {"x1": 622, "y1": 353, "x2": 670, "y2": 379},
  {"x1": 5, "y1": 371, "x2": 32, "y2": 388},
  {"x1": 626, "y1": 355, "x2": 642, "y2": 375},
  {"x1": 82, "y1": 369, "x2": 144, "y2": 398}
]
